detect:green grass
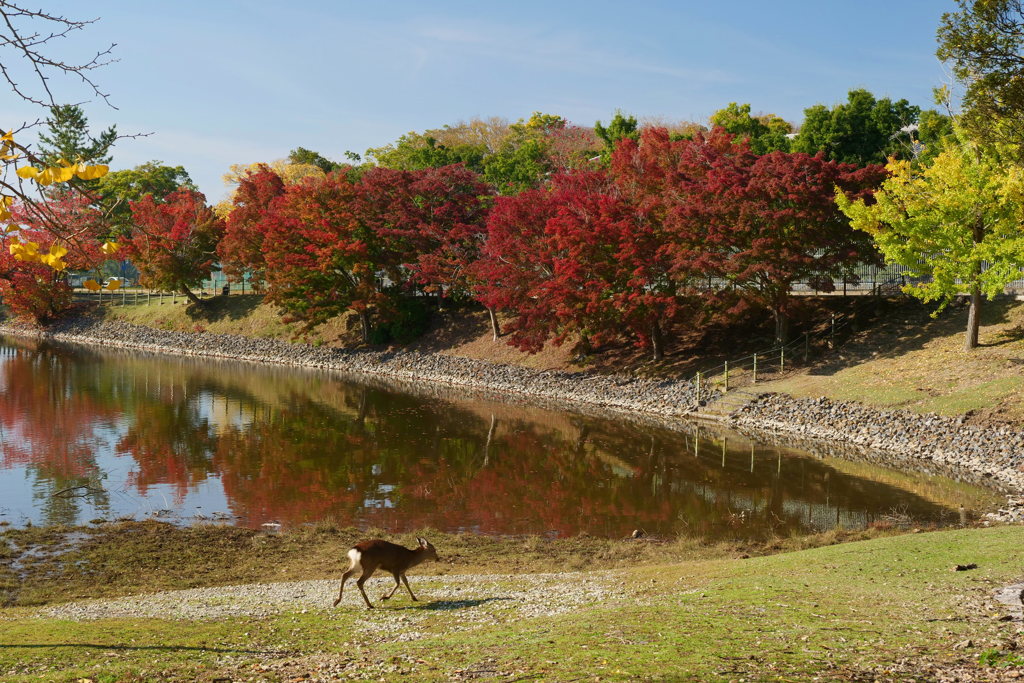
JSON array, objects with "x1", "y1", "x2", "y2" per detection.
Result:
[
  {"x1": 0, "y1": 521, "x2": 907, "y2": 607},
  {"x1": 1, "y1": 525, "x2": 1022, "y2": 681}
]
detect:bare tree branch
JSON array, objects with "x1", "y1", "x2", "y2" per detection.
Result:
[{"x1": 0, "y1": 1, "x2": 117, "y2": 109}]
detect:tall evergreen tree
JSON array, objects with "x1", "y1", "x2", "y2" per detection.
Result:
[{"x1": 36, "y1": 104, "x2": 117, "y2": 166}]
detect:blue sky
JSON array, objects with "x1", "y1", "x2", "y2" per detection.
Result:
[{"x1": 2, "y1": 1, "x2": 958, "y2": 201}]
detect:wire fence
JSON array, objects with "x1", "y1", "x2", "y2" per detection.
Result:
[
  {"x1": 72, "y1": 272, "x2": 257, "y2": 307},
  {"x1": 691, "y1": 295, "x2": 883, "y2": 402}
]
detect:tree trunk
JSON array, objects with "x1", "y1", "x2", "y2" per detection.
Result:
[
  {"x1": 487, "y1": 307, "x2": 501, "y2": 341},
  {"x1": 965, "y1": 218, "x2": 985, "y2": 351},
  {"x1": 773, "y1": 309, "x2": 789, "y2": 346},
  {"x1": 181, "y1": 286, "x2": 202, "y2": 307},
  {"x1": 965, "y1": 284, "x2": 981, "y2": 351},
  {"x1": 651, "y1": 320, "x2": 665, "y2": 361},
  {"x1": 358, "y1": 310, "x2": 371, "y2": 344}
]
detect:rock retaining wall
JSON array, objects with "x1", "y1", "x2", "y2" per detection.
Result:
[
  {"x1": 0, "y1": 317, "x2": 710, "y2": 420},
  {"x1": 731, "y1": 393, "x2": 1024, "y2": 503}
]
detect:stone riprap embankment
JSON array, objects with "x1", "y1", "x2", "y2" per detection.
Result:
[
  {"x1": 731, "y1": 393, "x2": 1024, "y2": 502},
  {"x1": 0, "y1": 317, "x2": 712, "y2": 419}
]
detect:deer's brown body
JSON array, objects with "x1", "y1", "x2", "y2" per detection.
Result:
[{"x1": 332, "y1": 537, "x2": 438, "y2": 609}]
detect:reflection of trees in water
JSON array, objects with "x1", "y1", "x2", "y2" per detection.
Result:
[
  {"x1": 0, "y1": 344, "x2": 113, "y2": 525},
  {"x1": 0, "y1": 339, "x2": 960, "y2": 536}
]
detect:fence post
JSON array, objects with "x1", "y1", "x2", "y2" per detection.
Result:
[
  {"x1": 723, "y1": 361, "x2": 729, "y2": 392},
  {"x1": 780, "y1": 347, "x2": 785, "y2": 374},
  {"x1": 804, "y1": 335, "x2": 809, "y2": 362},
  {"x1": 752, "y1": 353, "x2": 757, "y2": 384},
  {"x1": 830, "y1": 314, "x2": 835, "y2": 349},
  {"x1": 695, "y1": 371, "x2": 701, "y2": 406}
]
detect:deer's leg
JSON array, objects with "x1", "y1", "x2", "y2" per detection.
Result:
[
  {"x1": 381, "y1": 572, "x2": 402, "y2": 601},
  {"x1": 356, "y1": 567, "x2": 376, "y2": 609},
  {"x1": 332, "y1": 567, "x2": 357, "y2": 607},
  {"x1": 401, "y1": 573, "x2": 418, "y2": 602}
]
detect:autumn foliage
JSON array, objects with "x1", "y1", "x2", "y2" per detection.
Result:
[
  {"x1": 217, "y1": 165, "x2": 284, "y2": 290},
  {"x1": 0, "y1": 121, "x2": 888, "y2": 356},
  {"x1": 121, "y1": 189, "x2": 224, "y2": 305}
]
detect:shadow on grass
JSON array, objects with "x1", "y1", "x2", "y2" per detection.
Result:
[
  {"x1": 184, "y1": 294, "x2": 263, "y2": 323},
  {"x1": 988, "y1": 321, "x2": 1024, "y2": 347},
  {"x1": 805, "y1": 297, "x2": 1019, "y2": 378},
  {"x1": 0, "y1": 643, "x2": 282, "y2": 654}
]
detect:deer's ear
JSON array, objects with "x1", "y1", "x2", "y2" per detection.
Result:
[{"x1": 417, "y1": 537, "x2": 428, "y2": 548}]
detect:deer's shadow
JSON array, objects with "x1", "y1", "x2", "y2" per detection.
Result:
[{"x1": 392, "y1": 597, "x2": 512, "y2": 611}]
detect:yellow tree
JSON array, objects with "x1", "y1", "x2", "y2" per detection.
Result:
[
  {"x1": 837, "y1": 142, "x2": 1024, "y2": 350},
  {"x1": 218, "y1": 160, "x2": 326, "y2": 217}
]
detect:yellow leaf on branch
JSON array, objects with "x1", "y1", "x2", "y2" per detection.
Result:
[
  {"x1": 104, "y1": 278, "x2": 121, "y2": 291},
  {"x1": 76, "y1": 164, "x2": 109, "y2": 180},
  {"x1": 82, "y1": 279, "x2": 101, "y2": 292},
  {"x1": 9, "y1": 240, "x2": 41, "y2": 263},
  {"x1": 54, "y1": 165, "x2": 76, "y2": 182},
  {"x1": 100, "y1": 241, "x2": 119, "y2": 255}
]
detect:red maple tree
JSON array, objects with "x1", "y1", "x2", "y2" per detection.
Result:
[
  {"x1": 217, "y1": 165, "x2": 285, "y2": 291},
  {"x1": 122, "y1": 189, "x2": 224, "y2": 305}
]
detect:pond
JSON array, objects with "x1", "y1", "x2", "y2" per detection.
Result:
[{"x1": 0, "y1": 336, "x2": 999, "y2": 539}]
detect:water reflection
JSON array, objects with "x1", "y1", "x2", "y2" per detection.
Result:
[{"x1": 0, "y1": 337, "x2": 996, "y2": 538}]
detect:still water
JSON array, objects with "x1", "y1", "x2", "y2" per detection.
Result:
[{"x1": 0, "y1": 336, "x2": 998, "y2": 539}]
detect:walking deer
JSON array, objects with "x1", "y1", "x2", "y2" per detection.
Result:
[{"x1": 332, "y1": 537, "x2": 439, "y2": 609}]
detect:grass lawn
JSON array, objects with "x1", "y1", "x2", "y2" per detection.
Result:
[{"x1": 1, "y1": 525, "x2": 1023, "y2": 681}]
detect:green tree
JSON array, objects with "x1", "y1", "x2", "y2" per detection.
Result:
[
  {"x1": 36, "y1": 104, "x2": 117, "y2": 166},
  {"x1": 913, "y1": 109, "x2": 956, "y2": 164},
  {"x1": 937, "y1": 1, "x2": 1024, "y2": 155},
  {"x1": 792, "y1": 89, "x2": 920, "y2": 166},
  {"x1": 366, "y1": 133, "x2": 486, "y2": 172},
  {"x1": 482, "y1": 138, "x2": 550, "y2": 195},
  {"x1": 594, "y1": 111, "x2": 639, "y2": 161},
  {"x1": 709, "y1": 102, "x2": 793, "y2": 154},
  {"x1": 837, "y1": 142, "x2": 1024, "y2": 350},
  {"x1": 287, "y1": 147, "x2": 341, "y2": 173},
  {"x1": 521, "y1": 111, "x2": 567, "y2": 132},
  {"x1": 95, "y1": 161, "x2": 195, "y2": 235}
]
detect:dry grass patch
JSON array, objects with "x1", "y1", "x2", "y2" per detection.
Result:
[{"x1": 762, "y1": 297, "x2": 1024, "y2": 423}]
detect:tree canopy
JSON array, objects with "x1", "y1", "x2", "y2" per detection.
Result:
[
  {"x1": 938, "y1": 0, "x2": 1024, "y2": 156},
  {"x1": 709, "y1": 103, "x2": 793, "y2": 154},
  {"x1": 36, "y1": 104, "x2": 117, "y2": 167},
  {"x1": 96, "y1": 161, "x2": 195, "y2": 234},
  {"x1": 837, "y1": 141, "x2": 1024, "y2": 350},
  {"x1": 792, "y1": 89, "x2": 922, "y2": 166}
]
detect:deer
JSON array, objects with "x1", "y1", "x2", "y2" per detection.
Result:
[{"x1": 332, "y1": 537, "x2": 439, "y2": 609}]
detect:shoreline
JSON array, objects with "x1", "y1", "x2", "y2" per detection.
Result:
[
  {"x1": 0, "y1": 315, "x2": 709, "y2": 422},
  {"x1": 732, "y1": 393, "x2": 1024, "y2": 517},
  {"x1": 4, "y1": 314, "x2": 1024, "y2": 512}
]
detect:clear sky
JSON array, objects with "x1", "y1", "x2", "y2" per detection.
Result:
[{"x1": 2, "y1": 1, "x2": 958, "y2": 201}]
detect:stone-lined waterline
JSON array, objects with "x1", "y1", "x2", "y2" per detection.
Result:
[
  {"x1": 0, "y1": 334, "x2": 998, "y2": 536},
  {"x1": 731, "y1": 393, "x2": 1024, "y2": 495}
]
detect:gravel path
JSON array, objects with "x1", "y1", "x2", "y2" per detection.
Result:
[{"x1": 36, "y1": 571, "x2": 630, "y2": 626}]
